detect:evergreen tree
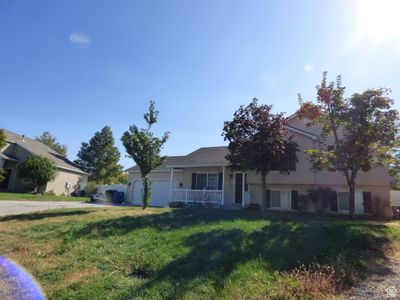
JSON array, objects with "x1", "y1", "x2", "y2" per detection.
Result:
[
  {"x1": 74, "y1": 126, "x2": 123, "y2": 184},
  {"x1": 36, "y1": 131, "x2": 68, "y2": 157}
]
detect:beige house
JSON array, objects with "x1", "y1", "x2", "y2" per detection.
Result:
[
  {"x1": 0, "y1": 129, "x2": 88, "y2": 195},
  {"x1": 126, "y1": 116, "x2": 391, "y2": 216}
]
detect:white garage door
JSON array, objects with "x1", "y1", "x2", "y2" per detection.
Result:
[{"x1": 133, "y1": 180, "x2": 171, "y2": 207}]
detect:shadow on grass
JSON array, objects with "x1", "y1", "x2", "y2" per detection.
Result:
[
  {"x1": 69, "y1": 208, "x2": 392, "y2": 298},
  {"x1": 0, "y1": 210, "x2": 91, "y2": 222},
  {"x1": 70, "y1": 208, "x2": 338, "y2": 239},
  {"x1": 129, "y1": 220, "x2": 390, "y2": 299}
]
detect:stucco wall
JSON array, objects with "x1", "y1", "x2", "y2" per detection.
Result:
[{"x1": 45, "y1": 169, "x2": 88, "y2": 195}]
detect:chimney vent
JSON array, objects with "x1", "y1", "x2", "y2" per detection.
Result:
[{"x1": 21, "y1": 135, "x2": 25, "y2": 142}]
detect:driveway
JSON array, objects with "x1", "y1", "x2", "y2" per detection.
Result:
[{"x1": 0, "y1": 200, "x2": 116, "y2": 217}]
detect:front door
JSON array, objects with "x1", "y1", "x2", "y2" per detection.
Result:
[
  {"x1": 235, "y1": 173, "x2": 243, "y2": 204},
  {"x1": 0, "y1": 169, "x2": 12, "y2": 189}
]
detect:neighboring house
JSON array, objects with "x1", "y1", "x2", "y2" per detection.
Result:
[
  {"x1": 0, "y1": 129, "x2": 88, "y2": 195},
  {"x1": 126, "y1": 116, "x2": 392, "y2": 216}
]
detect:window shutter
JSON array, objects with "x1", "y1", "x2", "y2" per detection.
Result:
[
  {"x1": 191, "y1": 173, "x2": 197, "y2": 189},
  {"x1": 266, "y1": 189, "x2": 271, "y2": 208},
  {"x1": 218, "y1": 172, "x2": 223, "y2": 190},
  {"x1": 363, "y1": 192, "x2": 373, "y2": 213},
  {"x1": 291, "y1": 190, "x2": 299, "y2": 210},
  {"x1": 329, "y1": 191, "x2": 338, "y2": 211}
]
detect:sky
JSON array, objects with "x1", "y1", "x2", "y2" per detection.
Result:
[{"x1": 1, "y1": 0, "x2": 400, "y2": 168}]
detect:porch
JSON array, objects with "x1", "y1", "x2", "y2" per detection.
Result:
[
  {"x1": 171, "y1": 189, "x2": 223, "y2": 206},
  {"x1": 168, "y1": 166, "x2": 250, "y2": 208}
]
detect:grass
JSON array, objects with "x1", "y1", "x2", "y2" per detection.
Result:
[
  {"x1": 0, "y1": 207, "x2": 399, "y2": 299},
  {"x1": 0, "y1": 192, "x2": 90, "y2": 202}
]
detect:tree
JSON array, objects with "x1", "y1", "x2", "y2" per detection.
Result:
[
  {"x1": 222, "y1": 98, "x2": 297, "y2": 211},
  {"x1": 113, "y1": 172, "x2": 128, "y2": 184},
  {"x1": 121, "y1": 101, "x2": 169, "y2": 209},
  {"x1": 74, "y1": 126, "x2": 123, "y2": 184},
  {"x1": 298, "y1": 72, "x2": 399, "y2": 219},
  {"x1": 36, "y1": 131, "x2": 68, "y2": 157},
  {"x1": 0, "y1": 129, "x2": 6, "y2": 184},
  {"x1": 18, "y1": 155, "x2": 58, "y2": 193}
]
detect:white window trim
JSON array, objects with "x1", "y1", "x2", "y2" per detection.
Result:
[
  {"x1": 269, "y1": 189, "x2": 293, "y2": 210},
  {"x1": 194, "y1": 173, "x2": 219, "y2": 190}
]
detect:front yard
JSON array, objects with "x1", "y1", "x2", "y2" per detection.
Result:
[
  {"x1": 0, "y1": 192, "x2": 90, "y2": 202},
  {"x1": 0, "y1": 207, "x2": 399, "y2": 299}
]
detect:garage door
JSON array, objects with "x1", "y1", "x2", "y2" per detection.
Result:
[{"x1": 133, "y1": 180, "x2": 171, "y2": 207}]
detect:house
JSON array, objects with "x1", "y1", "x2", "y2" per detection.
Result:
[
  {"x1": 0, "y1": 129, "x2": 88, "y2": 195},
  {"x1": 126, "y1": 116, "x2": 392, "y2": 216}
]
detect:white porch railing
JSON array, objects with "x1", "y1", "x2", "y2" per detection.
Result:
[{"x1": 171, "y1": 189, "x2": 223, "y2": 205}]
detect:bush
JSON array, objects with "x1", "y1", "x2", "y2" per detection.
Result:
[
  {"x1": 85, "y1": 181, "x2": 97, "y2": 197},
  {"x1": 288, "y1": 263, "x2": 346, "y2": 299},
  {"x1": 307, "y1": 187, "x2": 336, "y2": 213}
]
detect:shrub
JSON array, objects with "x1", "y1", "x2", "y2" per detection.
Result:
[
  {"x1": 307, "y1": 187, "x2": 336, "y2": 213},
  {"x1": 85, "y1": 181, "x2": 97, "y2": 197},
  {"x1": 289, "y1": 263, "x2": 346, "y2": 299}
]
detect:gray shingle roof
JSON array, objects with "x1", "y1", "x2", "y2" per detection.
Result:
[
  {"x1": 126, "y1": 125, "x2": 319, "y2": 172},
  {"x1": 3, "y1": 129, "x2": 88, "y2": 174},
  {"x1": 126, "y1": 146, "x2": 229, "y2": 172}
]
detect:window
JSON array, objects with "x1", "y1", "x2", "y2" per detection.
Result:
[
  {"x1": 271, "y1": 191, "x2": 281, "y2": 207},
  {"x1": 327, "y1": 145, "x2": 335, "y2": 151},
  {"x1": 338, "y1": 192, "x2": 350, "y2": 211},
  {"x1": 196, "y1": 174, "x2": 207, "y2": 189},
  {"x1": 192, "y1": 173, "x2": 220, "y2": 190},
  {"x1": 207, "y1": 174, "x2": 218, "y2": 190}
]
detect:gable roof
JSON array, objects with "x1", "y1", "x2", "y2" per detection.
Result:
[
  {"x1": 126, "y1": 122, "x2": 320, "y2": 172},
  {"x1": 3, "y1": 129, "x2": 88, "y2": 175}
]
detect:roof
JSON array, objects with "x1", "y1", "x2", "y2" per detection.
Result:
[
  {"x1": 286, "y1": 125, "x2": 319, "y2": 139},
  {"x1": 2, "y1": 129, "x2": 88, "y2": 175},
  {"x1": 0, "y1": 152, "x2": 19, "y2": 161},
  {"x1": 126, "y1": 146, "x2": 230, "y2": 172},
  {"x1": 126, "y1": 124, "x2": 319, "y2": 172}
]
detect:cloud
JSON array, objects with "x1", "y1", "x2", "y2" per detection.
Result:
[
  {"x1": 69, "y1": 32, "x2": 91, "y2": 45},
  {"x1": 303, "y1": 63, "x2": 314, "y2": 72}
]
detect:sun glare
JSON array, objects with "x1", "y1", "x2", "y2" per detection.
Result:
[{"x1": 357, "y1": 0, "x2": 400, "y2": 43}]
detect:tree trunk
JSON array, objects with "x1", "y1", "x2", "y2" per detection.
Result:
[
  {"x1": 349, "y1": 183, "x2": 355, "y2": 220},
  {"x1": 142, "y1": 175, "x2": 152, "y2": 209},
  {"x1": 261, "y1": 171, "x2": 267, "y2": 212}
]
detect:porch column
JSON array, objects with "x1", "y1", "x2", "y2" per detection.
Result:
[
  {"x1": 169, "y1": 168, "x2": 174, "y2": 202},
  {"x1": 242, "y1": 172, "x2": 245, "y2": 208},
  {"x1": 221, "y1": 166, "x2": 225, "y2": 206}
]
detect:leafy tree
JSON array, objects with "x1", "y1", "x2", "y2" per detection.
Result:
[
  {"x1": 18, "y1": 155, "x2": 58, "y2": 193},
  {"x1": 122, "y1": 101, "x2": 169, "y2": 209},
  {"x1": 36, "y1": 131, "x2": 68, "y2": 157},
  {"x1": 222, "y1": 98, "x2": 297, "y2": 211},
  {"x1": 298, "y1": 72, "x2": 399, "y2": 219},
  {"x1": 0, "y1": 128, "x2": 6, "y2": 183},
  {"x1": 74, "y1": 126, "x2": 122, "y2": 184},
  {"x1": 113, "y1": 172, "x2": 128, "y2": 184}
]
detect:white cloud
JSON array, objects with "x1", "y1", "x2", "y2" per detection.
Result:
[
  {"x1": 69, "y1": 32, "x2": 91, "y2": 45},
  {"x1": 303, "y1": 63, "x2": 314, "y2": 72}
]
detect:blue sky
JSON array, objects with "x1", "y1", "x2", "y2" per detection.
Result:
[{"x1": 1, "y1": 0, "x2": 400, "y2": 168}]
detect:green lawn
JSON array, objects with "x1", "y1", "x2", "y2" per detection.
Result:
[
  {"x1": 0, "y1": 192, "x2": 90, "y2": 202},
  {"x1": 0, "y1": 207, "x2": 399, "y2": 299}
]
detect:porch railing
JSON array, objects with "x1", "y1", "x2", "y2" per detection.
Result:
[{"x1": 171, "y1": 189, "x2": 223, "y2": 206}]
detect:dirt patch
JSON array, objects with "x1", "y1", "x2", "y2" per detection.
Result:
[{"x1": 347, "y1": 255, "x2": 400, "y2": 299}]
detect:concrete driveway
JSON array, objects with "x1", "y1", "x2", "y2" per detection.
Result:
[{"x1": 0, "y1": 200, "x2": 116, "y2": 217}]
